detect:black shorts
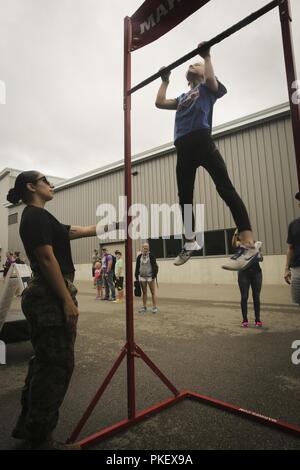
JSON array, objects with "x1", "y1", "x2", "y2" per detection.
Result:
[{"x1": 115, "y1": 277, "x2": 124, "y2": 291}]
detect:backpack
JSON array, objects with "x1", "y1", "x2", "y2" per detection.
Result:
[
  {"x1": 111, "y1": 255, "x2": 116, "y2": 273},
  {"x1": 134, "y1": 280, "x2": 142, "y2": 297}
]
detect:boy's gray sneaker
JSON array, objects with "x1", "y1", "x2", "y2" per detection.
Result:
[
  {"x1": 173, "y1": 241, "x2": 201, "y2": 266},
  {"x1": 222, "y1": 243, "x2": 261, "y2": 271}
]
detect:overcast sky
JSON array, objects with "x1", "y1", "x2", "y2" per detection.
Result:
[{"x1": 0, "y1": 0, "x2": 299, "y2": 179}]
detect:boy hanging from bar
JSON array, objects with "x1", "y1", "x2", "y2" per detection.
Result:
[{"x1": 155, "y1": 41, "x2": 260, "y2": 271}]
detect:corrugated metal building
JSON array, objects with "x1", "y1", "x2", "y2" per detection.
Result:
[{"x1": 5, "y1": 103, "x2": 298, "y2": 283}]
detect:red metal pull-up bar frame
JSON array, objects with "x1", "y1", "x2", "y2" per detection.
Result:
[
  {"x1": 68, "y1": 0, "x2": 300, "y2": 448},
  {"x1": 130, "y1": 0, "x2": 279, "y2": 94}
]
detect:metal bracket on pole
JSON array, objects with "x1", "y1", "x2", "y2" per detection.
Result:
[{"x1": 279, "y1": 0, "x2": 292, "y2": 21}]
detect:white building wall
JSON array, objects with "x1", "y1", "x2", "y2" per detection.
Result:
[
  {"x1": 74, "y1": 255, "x2": 286, "y2": 286},
  {"x1": 0, "y1": 171, "x2": 18, "y2": 264}
]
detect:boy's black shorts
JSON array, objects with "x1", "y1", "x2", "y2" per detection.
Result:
[{"x1": 115, "y1": 277, "x2": 124, "y2": 291}]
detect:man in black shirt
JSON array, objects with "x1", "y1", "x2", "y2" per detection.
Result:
[{"x1": 285, "y1": 192, "x2": 300, "y2": 304}]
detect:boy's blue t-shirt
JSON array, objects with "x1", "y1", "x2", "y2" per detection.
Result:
[{"x1": 174, "y1": 79, "x2": 227, "y2": 143}]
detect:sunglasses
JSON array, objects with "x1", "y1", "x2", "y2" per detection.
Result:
[{"x1": 34, "y1": 176, "x2": 51, "y2": 186}]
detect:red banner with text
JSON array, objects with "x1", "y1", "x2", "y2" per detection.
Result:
[{"x1": 130, "y1": 0, "x2": 211, "y2": 51}]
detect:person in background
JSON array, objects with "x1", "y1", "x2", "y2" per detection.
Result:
[
  {"x1": 232, "y1": 229, "x2": 263, "y2": 328},
  {"x1": 135, "y1": 243, "x2": 159, "y2": 314},
  {"x1": 94, "y1": 261, "x2": 103, "y2": 300},
  {"x1": 3, "y1": 251, "x2": 15, "y2": 277},
  {"x1": 92, "y1": 249, "x2": 100, "y2": 287},
  {"x1": 101, "y1": 248, "x2": 116, "y2": 301},
  {"x1": 14, "y1": 251, "x2": 25, "y2": 264},
  {"x1": 284, "y1": 192, "x2": 300, "y2": 305},
  {"x1": 114, "y1": 251, "x2": 124, "y2": 303},
  {"x1": 14, "y1": 252, "x2": 25, "y2": 297}
]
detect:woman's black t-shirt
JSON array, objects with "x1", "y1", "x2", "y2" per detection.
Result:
[{"x1": 20, "y1": 206, "x2": 75, "y2": 275}]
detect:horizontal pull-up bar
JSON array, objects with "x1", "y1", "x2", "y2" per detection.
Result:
[{"x1": 129, "y1": 0, "x2": 279, "y2": 95}]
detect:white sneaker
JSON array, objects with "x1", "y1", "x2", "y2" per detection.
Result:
[
  {"x1": 222, "y1": 243, "x2": 261, "y2": 271},
  {"x1": 173, "y1": 241, "x2": 201, "y2": 266}
]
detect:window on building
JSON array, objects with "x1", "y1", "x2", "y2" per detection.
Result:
[
  {"x1": 204, "y1": 230, "x2": 226, "y2": 256},
  {"x1": 190, "y1": 248, "x2": 204, "y2": 257},
  {"x1": 165, "y1": 236, "x2": 182, "y2": 258},
  {"x1": 148, "y1": 229, "x2": 239, "y2": 259},
  {"x1": 8, "y1": 213, "x2": 18, "y2": 225},
  {"x1": 149, "y1": 238, "x2": 164, "y2": 258}
]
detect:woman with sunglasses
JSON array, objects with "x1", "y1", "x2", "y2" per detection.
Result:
[{"x1": 6, "y1": 170, "x2": 114, "y2": 450}]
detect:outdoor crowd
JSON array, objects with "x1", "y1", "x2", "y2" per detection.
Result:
[{"x1": 91, "y1": 243, "x2": 159, "y2": 314}]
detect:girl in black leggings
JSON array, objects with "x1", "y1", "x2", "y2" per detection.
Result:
[
  {"x1": 232, "y1": 230, "x2": 263, "y2": 327},
  {"x1": 156, "y1": 41, "x2": 260, "y2": 271}
]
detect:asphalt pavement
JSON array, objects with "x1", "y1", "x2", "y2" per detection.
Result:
[{"x1": 0, "y1": 281, "x2": 300, "y2": 450}]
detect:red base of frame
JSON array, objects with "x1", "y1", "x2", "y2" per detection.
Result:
[
  {"x1": 68, "y1": 343, "x2": 300, "y2": 449},
  {"x1": 73, "y1": 390, "x2": 300, "y2": 449}
]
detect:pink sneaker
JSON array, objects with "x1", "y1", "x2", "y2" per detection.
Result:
[
  {"x1": 242, "y1": 321, "x2": 249, "y2": 328},
  {"x1": 255, "y1": 321, "x2": 263, "y2": 327}
]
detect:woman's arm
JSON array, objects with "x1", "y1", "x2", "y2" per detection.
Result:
[
  {"x1": 198, "y1": 42, "x2": 219, "y2": 93},
  {"x1": 155, "y1": 68, "x2": 178, "y2": 110},
  {"x1": 70, "y1": 221, "x2": 125, "y2": 240},
  {"x1": 203, "y1": 56, "x2": 219, "y2": 93},
  {"x1": 34, "y1": 245, "x2": 78, "y2": 326},
  {"x1": 69, "y1": 225, "x2": 96, "y2": 240}
]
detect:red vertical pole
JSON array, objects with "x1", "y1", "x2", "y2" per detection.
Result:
[
  {"x1": 124, "y1": 17, "x2": 136, "y2": 420},
  {"x1": 279, "y1": 0, "x2": 300, "y2": 187}
]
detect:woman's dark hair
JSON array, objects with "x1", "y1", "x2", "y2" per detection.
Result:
[{"x1": 6, "y1": 171, "x2": 40, "y2": 205}]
